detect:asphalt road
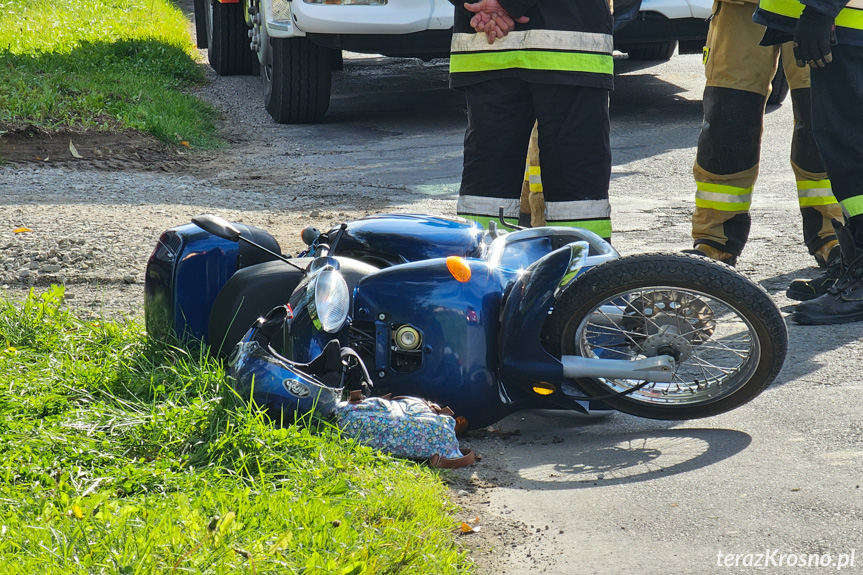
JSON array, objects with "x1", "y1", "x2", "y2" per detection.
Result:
[{"x1": 299, "y1": 52, "x2": 863, "y2": 574}]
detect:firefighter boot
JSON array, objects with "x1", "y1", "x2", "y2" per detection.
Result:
[
  {"x1": 518, "y1": 180, "x2": 532, "y2": 227},
  {"x1": 786, "y1": 241, "x2": 842, "y2": 301},
  {"x1": 792, "y1": 221, "x2": 863, "y2": 325}
]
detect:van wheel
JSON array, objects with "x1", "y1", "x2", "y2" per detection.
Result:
[
  {"x1": 620, "y1": 41, "x2": 677, "y2": 61},
  {"x1": 263, "y1": 37, "x2": 333, "y2": 124},
  {"x1": 205, "y1": 0, "x2": 256, "y2": 75}
]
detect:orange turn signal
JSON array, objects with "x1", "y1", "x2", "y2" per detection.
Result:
[
  {"x1": 446, "y1": 256, "x2": 472, "y2": 283},
  {"x1": 532, "y1": 382, "x2": 556, "y2": 396}
]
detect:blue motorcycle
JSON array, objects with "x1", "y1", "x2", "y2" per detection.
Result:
[{"x1": 145, "y1": 212, "x2": 787, "y2": 431}]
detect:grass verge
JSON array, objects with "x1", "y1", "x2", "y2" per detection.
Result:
[
  {"x1": 0, "y1": 0, "x2": 220, "y2": 148},
  {"x1": 0, "y1": 287, "x2": 472, "y2": 574}
]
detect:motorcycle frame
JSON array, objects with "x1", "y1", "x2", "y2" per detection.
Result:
[{"x1": 286, "y1": 227, "x2": 674, "y2": 430}]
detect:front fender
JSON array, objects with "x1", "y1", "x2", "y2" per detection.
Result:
[{"x1": 498, "y1": 242, "x2": 590, "y2": 389}]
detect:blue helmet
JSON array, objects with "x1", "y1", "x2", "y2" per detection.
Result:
[{"x1": 226, "y1": 306, "x2": 346, "y2": 421}]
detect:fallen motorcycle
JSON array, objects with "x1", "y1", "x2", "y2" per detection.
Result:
[{"x1": 145, "y1": 212, "x2": 788, "y2": 431}]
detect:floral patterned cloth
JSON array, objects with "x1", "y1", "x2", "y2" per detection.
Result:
[{"x1": 335, "y1": 396, "x2": 465, "y2": 461}]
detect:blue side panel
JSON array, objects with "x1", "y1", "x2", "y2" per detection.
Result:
[
  {"x1": 351, "y1": 258, "x2": 513, "y2": 429},
  {"x1": 145, "y1": 223, "x2": 241, "y2": 342}
]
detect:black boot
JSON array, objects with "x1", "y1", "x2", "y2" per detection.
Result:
[
  {"x1": 786, "y1": 244, "x2": 842, "y2": 301},
  {"x1": 792, "y1": 221, "x2": 863, "y2": 325}
]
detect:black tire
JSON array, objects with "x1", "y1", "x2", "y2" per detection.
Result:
[
  {"x1": 546, "y1": 253, "x2": 787, "y2": 420},
  {"x1": 767, "y1": 58, "x2": 789, "y2": 106},
  {"x1": 620, "y1": 41, "x2": 677, "y2": 61},
  {"x1": 678, "y1": 39, "x2": 705, "y2": 55},
  {"x1": 263, "y1": 36, "x2": 333, "y2": 124},
  {"x1": 205, "y1": 0, "x2": 256, "y2": 76},
  {"x1": 193, "y1": 0, "x2": 209, "y2": 49}
]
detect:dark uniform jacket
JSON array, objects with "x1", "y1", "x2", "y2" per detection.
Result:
[
  {"x1": 754, "y1": 0, "x2": 863, "y2": 46},
  {"x1": 447, "y1": 0, "x2": 615, "y2": 90}
]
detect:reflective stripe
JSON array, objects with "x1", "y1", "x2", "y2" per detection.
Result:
[
  {"x1": 458, "y1": 195, "x2": 609, "y2": 220},
  {"x1": 797, "y1": 179, "x2": 838, "y2": 207},
  {"x1": 546, "y1": 199, "x2": 611, "y2": 220},
  {"x1": 836, "y1": 6, "x2": 863, "y2": 30},
  {"x1": 695, "y1": 182, "x2": 753, "y2": 211},
  {"x1": 796, "y1": 179, "x2": 832, "y2": 191},
  {"x1": 451, "y1": 30, "x2": 613, "y2": 55},
  {"x1": 759, "y1": 0, "x2": 802, "y2": 18},
  {"x1": 526, "y1": 165, "x2": 543, "y2": 192},
  {"x1": 841, "y1": 196, "x2": 863, "y2": 218},
  {"x1": 450, "y1": 50, "x2": 613, "y2": 75},
  {"x1": 759, "y1": 0, "x2": 863, "y2": 30},
  {"x1": 545, "y1": 218, "x2": 612, "y2": 238},
  {"x1": 458, "y1": 195, "x2": 521, "y2": 217}
]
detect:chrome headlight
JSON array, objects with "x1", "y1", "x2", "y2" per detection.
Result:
[{"x1": 307, "y1": 266, "x2": 349, "y2": 333}]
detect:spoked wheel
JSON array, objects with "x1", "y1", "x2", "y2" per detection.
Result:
[{"x1": 546, "y1": 253, "x2": 788, "y2": 420}]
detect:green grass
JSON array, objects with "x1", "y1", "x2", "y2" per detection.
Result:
[
  {"x1": 0, "y1": 0, "x2": 221, "y2": 147},
  {"x1": 0, "y1": 287, "x2": 472, "y2": 574}
]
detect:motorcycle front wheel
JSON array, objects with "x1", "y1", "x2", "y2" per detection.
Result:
[{"x1": 546, "y1": 253, "x2": 787, "y2": 420}]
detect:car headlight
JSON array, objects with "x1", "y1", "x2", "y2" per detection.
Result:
[{"x1": 307, "y1": 266, "x2": 350, "y2": 333}]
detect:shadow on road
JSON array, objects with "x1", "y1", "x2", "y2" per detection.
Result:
[{"x1": 468, "y1": 412, "x2": 752, "y2": 491}]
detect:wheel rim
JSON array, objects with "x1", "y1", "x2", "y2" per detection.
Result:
[{"x1": 572, "y1": 286, "x2": 761, "y2": 406}]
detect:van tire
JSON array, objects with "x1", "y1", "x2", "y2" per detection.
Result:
[{"x1": 263, "y1": 37, "x2": 334, "y2": 124}]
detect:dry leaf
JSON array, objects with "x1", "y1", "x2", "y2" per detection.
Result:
[
  {"x1": 13, "y1": 227, "x2": 32, "y2": 234},
  {"x1": 69, "y1": 140, "x2": 84, "y2": 160},
  {"x1": 69, "y1": 140, "x2": 83, "y2": 159}
]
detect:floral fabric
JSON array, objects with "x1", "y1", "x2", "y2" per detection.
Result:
[{"x1": 335, "y1": 396, "x2": 464, "y2": 461}]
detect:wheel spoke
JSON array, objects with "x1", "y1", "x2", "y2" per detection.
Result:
[{"x1": 576, "y1": 285, "x2": 760, "y2": 406}]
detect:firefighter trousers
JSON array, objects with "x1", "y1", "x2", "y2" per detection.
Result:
[
  {"x1": 692, "y1": 0, "x2": 843, "y2": 259},
  {"x1": 457, "y1": 79, "x2": 612, "y2": 240},
  {"x1": 810, "y1": 44, "x2": 863, "y2": 245}
]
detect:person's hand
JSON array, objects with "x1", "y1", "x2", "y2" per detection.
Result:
[
  {"x1": 464, "y1": 0, "x2": 529, "y2": 44},
  {"x1": 794, "y1": 6, "x2": 835, "y2": 68}
]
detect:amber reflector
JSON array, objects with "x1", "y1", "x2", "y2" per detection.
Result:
[
  {"x1": 446, "y1": 256, "x2": 472, "y2": 283},
  {"x1": 532, "y1": 382, "x2": 556, "y2": 395},
  {"x1": 455, "y1": 416, "x2": 469, "y2": 434}
]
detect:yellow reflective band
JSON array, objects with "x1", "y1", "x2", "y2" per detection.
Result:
[
  {"x1": 759, "y1": 0, "x2": 863, "y2": 30},
  {"x1": 450, "y1": 51, "x2": 614, "y2": 75},
  {"x1": 695, "y1": 197, "x2": 751, "y2": 211},
  {"x1": 841, "y1": 196, "x2": 863, "y2": 218},
  {"x1": 527, "y1": 168, "x2": 543, "y2": 192},
  {"x1": 836, "y1": 7, "x2": 863, "y2": 31},
  {"x1": 696, "y1": 182, "x2": 752, "y2": 196},
  {"x1": 796, "y1": 179, "x2": 832, "y2": 190},
  {"x1": 759, "y1": 0, "x2": 804, "y2": 18},
  {"x1": 796, "y1": 180, "x2": 837, "y2": 207},
  {"x1": 696, "y1": 182, "x2": 752, "y2": 211},
  {"x1": 548, "y1": 219, "x2": 612, "y2": 238},
  {"x1": 799, "y1": 196, "x2": 840, "y2": 207}
]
